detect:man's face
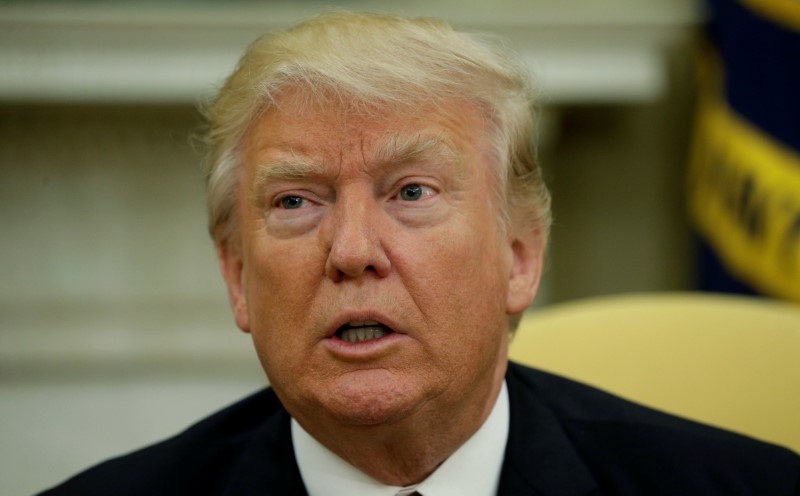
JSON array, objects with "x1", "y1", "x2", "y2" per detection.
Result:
[{"x1": 218, "y1": 90, "x2": 542, "y2": 433}]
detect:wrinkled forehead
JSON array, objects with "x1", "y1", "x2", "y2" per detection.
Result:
[
  {"x1": 263, "y1": 83, "x2": 491, "y2": 130},
  {"x1": 243, "y1": 85, "x2": 498, "y2": 172}
]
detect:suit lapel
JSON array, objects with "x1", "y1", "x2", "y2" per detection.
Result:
[
  {"x1": 224, "y1": 403, "x2": 308, "y2": 496},
  {"x1": 498, "y1": 363, "x2": 599, "y2": 496}
]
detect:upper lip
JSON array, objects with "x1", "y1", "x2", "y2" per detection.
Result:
[{"x1": 325, "y1": 310, "x2": 401, "y2": 338}]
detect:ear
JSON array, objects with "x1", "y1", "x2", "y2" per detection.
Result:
[
  {"x1": 215, "y1": 232, "x2": 251, "y2": 333},
  {"x1": 506, "y1": 229, "x2": 545, "y2": 315}
]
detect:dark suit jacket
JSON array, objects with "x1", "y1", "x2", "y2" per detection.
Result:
[{"x1": 39, "y1": 362, "x2": 800, "y2": 495}]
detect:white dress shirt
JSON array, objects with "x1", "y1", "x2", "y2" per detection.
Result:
[{"x1": 292, "y1": 381, "x2": 509, "y2": 496}]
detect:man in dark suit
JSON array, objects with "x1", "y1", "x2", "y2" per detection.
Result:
[{"x1": 41, "y1": 11, "x2": 799, "y2": 495}]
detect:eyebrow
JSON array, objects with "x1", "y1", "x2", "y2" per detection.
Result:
[
  {"x1": 370, "y1": 133, "x2": 458, "y2": 167},
  {"x1": 253, "y1": 155, "x2": 326, "y2": 190},
  {"x1": 252, "y1": 132, "x2": 459, "y2": 193}
]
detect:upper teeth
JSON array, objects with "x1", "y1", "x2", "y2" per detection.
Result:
[
  {"x1": 348, "y1": 320, "x2": 379, "y2": 327},
  {"x1": 340, "y1": 324, "x2": 387, "y2": 343}
]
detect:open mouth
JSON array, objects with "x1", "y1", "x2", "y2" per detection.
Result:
[{"x1": 336, "y1": 320, "x2": 394, "y2": 343}]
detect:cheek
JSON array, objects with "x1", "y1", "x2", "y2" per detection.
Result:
[
  {"x1": 243, "y1": 247, "x2": 322, "y2": 385},
  {"x1": 408, "y1": 218, "x2": 510, "y2": 321},
  {"x1": 243, "y1": 236, "x2": 323, "y2": 336}
]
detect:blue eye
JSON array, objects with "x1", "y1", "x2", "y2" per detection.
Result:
[
  {"x1": 399, "y1": 184, "x2": 424, "y2": 201},
  {"x1": 279, "y1": 196, "x2": 305, "y2": 209}
]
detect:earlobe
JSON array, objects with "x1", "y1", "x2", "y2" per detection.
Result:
[
  {"x1": 216, "y1": 234, "x2": 251, "y2": 333},
  {"x1": 506, "y1": 232, "x2": 545, "y2": 315}
]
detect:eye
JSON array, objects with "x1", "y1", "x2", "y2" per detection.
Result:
[
  {"x1": 398, "y1": 184, "x2": 433, "y2": 202},
  {"x1": 278, "y1": 195, "x2": 305, "y2": 209}
]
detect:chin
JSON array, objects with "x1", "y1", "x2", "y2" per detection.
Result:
[{"x1": 319, "y1": 370, "x2": 427, "y2": 427}]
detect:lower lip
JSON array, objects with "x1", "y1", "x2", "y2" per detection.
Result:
[{"x1": 324, "y1": 331, "x2": 405, "y2": 360}]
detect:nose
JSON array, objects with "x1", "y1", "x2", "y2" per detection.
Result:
[{"x1": 322, "y1": 193, "x2": 392, "y2": 282}]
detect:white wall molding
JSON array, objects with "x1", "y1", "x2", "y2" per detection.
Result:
[{"x1": 0, "y1": 0, "x2": 699, "y2": 104}]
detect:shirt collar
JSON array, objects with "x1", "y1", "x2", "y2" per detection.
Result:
[{"x1": 292, "y1": 381, "x2": 510, "y2": 496}]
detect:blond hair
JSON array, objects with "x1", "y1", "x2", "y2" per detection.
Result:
[{"x1": 203, "y1": 11, "x2": 550, "y2": 244}]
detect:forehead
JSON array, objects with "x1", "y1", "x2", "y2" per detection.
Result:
[{"x1": 242, "y1": 89, "x2": 494, "y2": 172}]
